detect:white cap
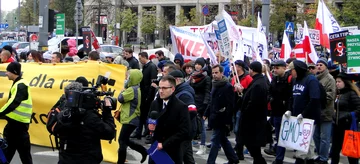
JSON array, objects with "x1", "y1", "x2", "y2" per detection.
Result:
[{"x1": 104, "y1": 53, "x2": 114, "y2": 58}]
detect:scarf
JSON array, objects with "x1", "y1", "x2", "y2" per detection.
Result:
[
  {"x1": 212, "y1": 76, "x2": 228, "y2": 88},
  {"x1": 191, "y1": 70, "x2": 207, "y2": 83}
]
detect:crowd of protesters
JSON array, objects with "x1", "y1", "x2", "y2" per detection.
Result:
[{"x1": 1, "y1": 39, "x2": 360, "y2": 164}]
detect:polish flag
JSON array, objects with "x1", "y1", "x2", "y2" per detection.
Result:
[
  {"x1": 280, "y1": 30, "x2": 291, "y2": 61},
  {"x1": 292, "y1": 44, "x2": 305, "y2": 59},
  {"x1": 315, "y1": 0, "x2": 341, "y2": 50},
  {"x1": 303, "y1": 21, "x2": 319, "y2": 64}
]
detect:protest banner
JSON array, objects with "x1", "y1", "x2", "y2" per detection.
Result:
[
  {"x1": 170, "y1": 26, "x2": 209, "y2": 61},
  {"x1": 346, "y1": 35, "x2": 360, "y2": 74},
  {"x1": 329, "y1": 30, "x2": 349, "y2": 64},
  {"x1": 0, "y1": 62, "x2": 126, "y2": 163},
  {"x1": 278, "y1": 116, "x2": 315, "y2": 153},
  {"x1": 173, "y1": 21, "x2": 258, "y2": 60},
  {"x1": 297, "y1": 28, "x2": 320, "y2": 45}
]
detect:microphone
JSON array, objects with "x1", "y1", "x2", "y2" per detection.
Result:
[{"x1": 147, "y1": 111, "x2": 159, "y2": 136}]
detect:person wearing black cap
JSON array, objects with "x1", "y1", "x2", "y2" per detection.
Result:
[
  {"x1": 0, "y1": 62, "x2": 33, "y2": 163},
  {"x1": 239, "y1": 61, "x2": 268, "y2": 164},
  {"x1": 267, "y1": 60, "x2": 293, "y2": 163},
  {"x1": 314, "y1": 58, "x2": 336, "y2": 164},
  {"x1": 169, "y1": 70, "x2": 196, "y2": 164},
  {"x1": 285, "y1": 60, "x2": 321, "y2": 164},
  {"x1": 331, "y1": 72, "x2": 360, "y2": 164}
]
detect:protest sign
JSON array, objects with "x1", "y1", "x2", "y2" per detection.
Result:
[
  {"x1": 346, "y1": 35, "x2": 360, "y2": 74},
  {"x1": 0, "y1": 62, "x2": 126, "y2": 163},
  {"x1": 278, "y1": 116, "x2": 315, "y2": 153},
  {"x1": 297, "y1": 28, "x2": 320, "y2": 45},
  {"x1": 216, "y1": 16, "x2": 232, "y2": 58},
  {"x1": 329, "y1": 30, "x2": 349, "y2": 64}
]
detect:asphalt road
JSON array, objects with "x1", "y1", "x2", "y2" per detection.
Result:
[{"x1": 9, "y1": 131, "x2": 350, "y2": 164}]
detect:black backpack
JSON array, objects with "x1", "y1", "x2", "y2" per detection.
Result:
[{"x1": 46, "y1": 94, "x2": 66, "y2": 150}]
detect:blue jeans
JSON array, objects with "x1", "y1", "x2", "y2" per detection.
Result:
[
  {"x1": 207, "y1": 128, "x2": 238, "y2": 164},
  {"x1": 234, "y1": 111, "x2": 241, "y2": 134},
  {"x1": 200, "y1": 118, "x2": 206, "y2": 145},
  {"x1": 273, "y1": 116, "x2": 286, "y2": 161},
  {"x1": 313, "y1": 121, "x2": 332, "y2": 161}
]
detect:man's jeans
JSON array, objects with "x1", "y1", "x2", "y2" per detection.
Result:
[
  {"x1": 313, "y1": 121, "x2": 332, "y2": 161},
  {"x1": 207, "y1": 128, "x2": 238, "y2": 164},
  {"x1": 273, "y1": 116, "x2": 286, "y2": 161}
]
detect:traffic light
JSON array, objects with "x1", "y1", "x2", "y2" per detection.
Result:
[{"x1": 48, "y1": 9, "x2": 56, "y2": 33}]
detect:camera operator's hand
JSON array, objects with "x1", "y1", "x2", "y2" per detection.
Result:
[
  {"x1": 148, "y1": 124, "x2": 156, "y2": 131},
  {"x1": 104, "y1": 97, "x2": 112, "y2": 107},
  {"x1": 151, "y1": 83, "x2": 158, "y2": 88}
]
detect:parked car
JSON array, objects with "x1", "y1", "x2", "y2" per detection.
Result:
[
  {"x1": 13, "y1": 42, "x2": 30, "y2": 54},
  {"x1": 100, "y1": 45, "x2": 123, "y2": 57},
  {"x1": 0, "y1": 41, "x2": 18, "y2": 49}
]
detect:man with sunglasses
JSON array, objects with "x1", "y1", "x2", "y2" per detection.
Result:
[{"x1": 308, "y1": 63, "x2": 317, "y2": 75}]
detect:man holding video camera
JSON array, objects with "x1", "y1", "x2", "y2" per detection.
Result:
[{"x1": 55, "y1": 82, "x2": 116, "y2": 164}]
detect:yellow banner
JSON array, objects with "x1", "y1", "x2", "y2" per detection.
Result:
[{"x1": 0, "y1": 61, "x2": 126, "y2": 163}]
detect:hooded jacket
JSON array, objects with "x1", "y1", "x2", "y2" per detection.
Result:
[
  {"x1": 220, "y1": 59, "x2": 231, "y2": 78},
  {"x1": 118, "y1": 69, "x2": 143, "y2": 126},
  {"x1": 291, "y1": 60, "x2": 321, "y2": 123},
  {"x1": 316, "y1": 69, "x2": 336, "y2": 122},
  {"x1": 174, "y1": 53, "x2": 184, "y2": 67}
]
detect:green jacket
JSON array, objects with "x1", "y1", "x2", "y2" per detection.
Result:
[
  {"x1": 118, "y1": 69, "x2": 143, "y2": 126},
  {"x1": 317, "y1": 69, "x2": 336, "y2": 122}
]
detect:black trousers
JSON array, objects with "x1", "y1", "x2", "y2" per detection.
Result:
[
  {"x1": 181, "y1": 140, "x2": 195, "y2": 164},
  {"x1": 330, "y1": 123, "x2": 359, "y2": 164},
  {"x1": 136, "y1": 101, "x2": 150, "y2": 136},
  {"x1": 117, "y1": 124, "x2": 147, "y2": 164},
  {"x1": 3, "y1": 121, "x2": 32, "y2": 164},
  {"x1": 245, "y1": 145, "x2": 266, "y2": 164}
]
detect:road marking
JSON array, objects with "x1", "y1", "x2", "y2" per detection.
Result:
[{"x1": 33, "y1": 151, "x2": 59, "y2": 157}]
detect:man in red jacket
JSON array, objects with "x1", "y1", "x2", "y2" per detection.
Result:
[{"x1": 0, "y1": 50, "x2": 15, "y2": 63}]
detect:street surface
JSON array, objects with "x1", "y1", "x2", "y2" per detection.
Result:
[{"x1": 10, "y1": 130, "x2": 349, "y2": 164}]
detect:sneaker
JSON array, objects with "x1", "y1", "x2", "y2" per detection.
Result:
[
  {"x1": 196, "y1": 145, "x2": 206, "y2": 155},
  {"x1": 264, "y1": 148, "x2": 276, "y2": 156}
]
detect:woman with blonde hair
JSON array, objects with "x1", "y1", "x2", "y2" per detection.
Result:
[{"x1": 330, "y1": 72, "x2": 360, "y2": 164}]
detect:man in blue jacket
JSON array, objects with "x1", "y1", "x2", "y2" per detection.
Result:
[
  {"x1": 215, "y1": 52, "x2": 231, "y2": 78},
  {"x1": 284, "y1": 60, "x2": 320, "y2": 164}
]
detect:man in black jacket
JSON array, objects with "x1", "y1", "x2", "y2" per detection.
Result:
[
  {"x1": 205, "y1": 65, "x2": 238, "y2": 164},
  {"x1": 148, "y1": 75, "x2": 191, "y2": 164},
  {"x1": 56, "y1": 82, "x2": 116, "y2": 164},
  {"x1": 239, "y1": 61, "x2": 268, "y2": 164},
  {"x1": 123, "y1": 48, "x2": 140, "y2": 69},
  {"x1": 169, "y1": 70, "x2": 196, "y2": 164},
  {"x1": 268, "y1": 60, "x2": 293, "y2": 164},
  {"x1": 132, "y1": 52, "x2": 158, "y2": 139}
]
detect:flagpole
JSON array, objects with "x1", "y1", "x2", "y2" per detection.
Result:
[
  {"x1": 321, "y1": 0, "x2": 326, "y2": 55},
  {"x1": 305, "y1": 52, "x2": 308, "y2": 65}
]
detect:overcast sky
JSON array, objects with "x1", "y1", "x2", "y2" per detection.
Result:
[{"x1": 1, "y1": 0, "x2": 19, "y2": 12}]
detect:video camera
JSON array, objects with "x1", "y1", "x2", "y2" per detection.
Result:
[{"x1": 65, "y1": 75, "x2": 117, "y2": 111}]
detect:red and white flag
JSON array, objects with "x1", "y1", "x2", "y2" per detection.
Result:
[
  {"x1": 315, "y1": 0, "x2": 341, "y2": 50},
  {"x1": 292, "y1": 44, "x2": 305, "y2": 61},
  {"x1": 303, "y1": 21, "x2": 319, "y2": 64},
  {"x1": 280, "y1": 30, "x2": 291, "y2": 61}
]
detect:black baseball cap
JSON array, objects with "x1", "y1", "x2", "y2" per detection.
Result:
[{"x1": 271, "y1": 60, "x2": 286, "y2": 67}]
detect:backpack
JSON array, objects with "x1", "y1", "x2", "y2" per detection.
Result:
[
  {"x1": 46, "y1": 94, "x2": 67, "y2": 150},
  {"x1": 318, "y1": 83, "x2": 327, "y2": 110}
]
